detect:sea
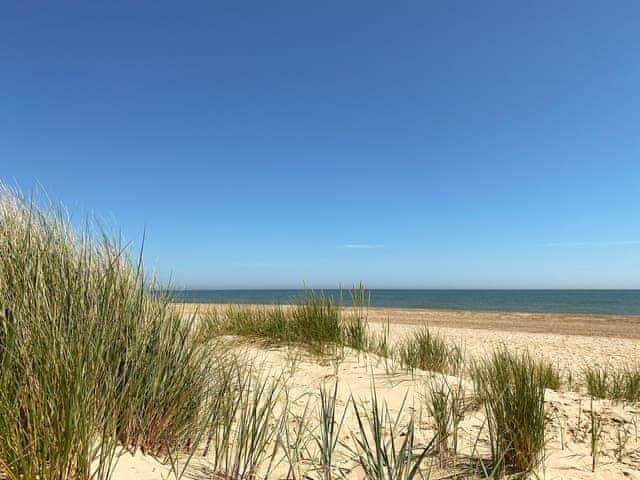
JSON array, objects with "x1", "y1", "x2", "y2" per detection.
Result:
[{"x1": 169, "y1": 289, "x2": 640, "y2": 316}]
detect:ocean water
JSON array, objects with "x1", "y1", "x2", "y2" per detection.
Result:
[{"x1": 170, "y1": 289, "x2": 640, "y2": 316}]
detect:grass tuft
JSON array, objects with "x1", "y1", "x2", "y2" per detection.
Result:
[
  {"x1": 199, "y1": 284, "x2": 384, "y2": 357},
  {"x1": 0, "y1": 185, "x2": 213, "y2": 479},
  {"x1": 203, "y1": 360, "x2": 284, "y2": 479},
  {"x1": 584, "y1": 365, "x2": 640, "y2": 402},
  {"x1": 348, "y1": 383, "x2": 435, "y2": 480},
  {"x1": 312, "y1": 381, "x2": 349, "y2": 480},
  {"x1": 396, "y1": 329, "x2": 461, "y2": 374},
  {"x1": 471, "y1": 348, "x2": 550, "y2": 476},
  {"x1": 425, "y1": 375, "x2": 466, "y2": 461}
]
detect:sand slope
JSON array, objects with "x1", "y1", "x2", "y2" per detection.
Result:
[{"x1": 110, "y1": 308, "x2": 640, "y2": 479}]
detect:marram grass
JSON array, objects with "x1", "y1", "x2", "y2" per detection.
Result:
[
  {"x1": 396, "y1": 328, "x2": 462, "y2": 375},
  {"x1": 425, "y1": 375, "x2": 466, "y2": 460},
  {"x1": 584, "y1": 364, "x2": 640, "y2": 402},
  {"x1": 198, "y1": 286, "x2": 373, "y2": 355},
  {"x1": 348, "y1": 383, "x2": 436, "y2": 480},
  {"x1": 471, "y1": 348, "x2": 552, "y2": 476},
  {"x1": 0, "y1": 186, "x2": 214, "y2": 479}
]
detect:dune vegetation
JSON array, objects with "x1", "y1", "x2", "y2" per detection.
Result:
[
  {"x1": 0, "y1": 185, "x2": 218, "y2": 479},
  {"x1": 583, "y1": 365, "x2": 640, "y2": 402}
]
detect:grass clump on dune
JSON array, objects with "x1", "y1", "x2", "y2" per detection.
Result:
[
  {"x1": 0, "y1": 185, "x2": 213, "y2": 479},
  {"x1": 425, "y1": 375, "x2": 466, "y2": 460},
  {"x1": 584, "y1": 366, "x2": 610, "y2": 399},
  {"x1": 471, "y1": 348, "x2": 552, "y2": 476},
  {"x1": 199, "y1": 285, "x2": 373, "y2": 354},
  {"x1": 203, "y1": 360, "x2": 285, "y2": 479},
  {"x1": 313, "y1": 381, "x2": 349, "y2": 480},
  {"x1": 348, "y1": 384, "x2": 435, "y2": 480},
  {"x1": 202, "y1": 304, "x2": 291, "y2": 341},
  {"x1": 290, "y1": 291, "x2": 344, "y2": 347},
  {"x1": 584, "y1": 365, "x2": 640, "y2": 402},
  {"x1": 396, "y1": 329, "x2": 461, "y2": 374},
  {"x1": 201, "y1": 294, "x2": 341, "y2": 353}
]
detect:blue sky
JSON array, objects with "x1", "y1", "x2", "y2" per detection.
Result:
[{"x1": 2, "y1": 1, "x2": 640, "y2": 288}]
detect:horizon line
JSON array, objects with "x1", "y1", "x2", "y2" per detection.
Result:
[{"x1": 164, "y1": 287, "x2": 640, "y2": 291}]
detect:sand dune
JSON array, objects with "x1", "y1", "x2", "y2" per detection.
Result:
[{"x1": 111, "y1": 305, "x2": 640, "y2": 479}]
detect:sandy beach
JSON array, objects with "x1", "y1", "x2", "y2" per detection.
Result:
[
  {"x1": 113, "y1": 342, "x2": 640, "y2": 479},
  {"x1": 105, "y1": 304, "x2": 638, "y2": 480}
]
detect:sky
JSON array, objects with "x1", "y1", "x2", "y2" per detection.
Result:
[{"x1": 2, "y1": 1, "x2": 640, "y2": 289}]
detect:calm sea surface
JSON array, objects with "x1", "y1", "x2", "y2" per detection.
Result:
[{"x1": 170, "y1": 289, "x2": 640, "y2": 315}]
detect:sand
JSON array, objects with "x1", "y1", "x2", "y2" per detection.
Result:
[{"x1": 111, "y1": 305, "x2": 640, "y2": 479}]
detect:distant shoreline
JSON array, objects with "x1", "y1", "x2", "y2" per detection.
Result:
[
  {"x1": 174, "y1": 302, "x2": 640, "y2": 340},
  {"x1": 167, "y1": 289, "x2": 640, "y2": 316}
]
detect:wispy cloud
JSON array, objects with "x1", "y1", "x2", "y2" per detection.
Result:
[
  {"x1": 233, "y1": 262, "x2": 283, "y2": 268},
  {"x1": 337, "y1": 243, "x2": 384, "y2": 249},
  {"x1": 546, "y1": 240, "x2": 640, "y2": 247}
]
